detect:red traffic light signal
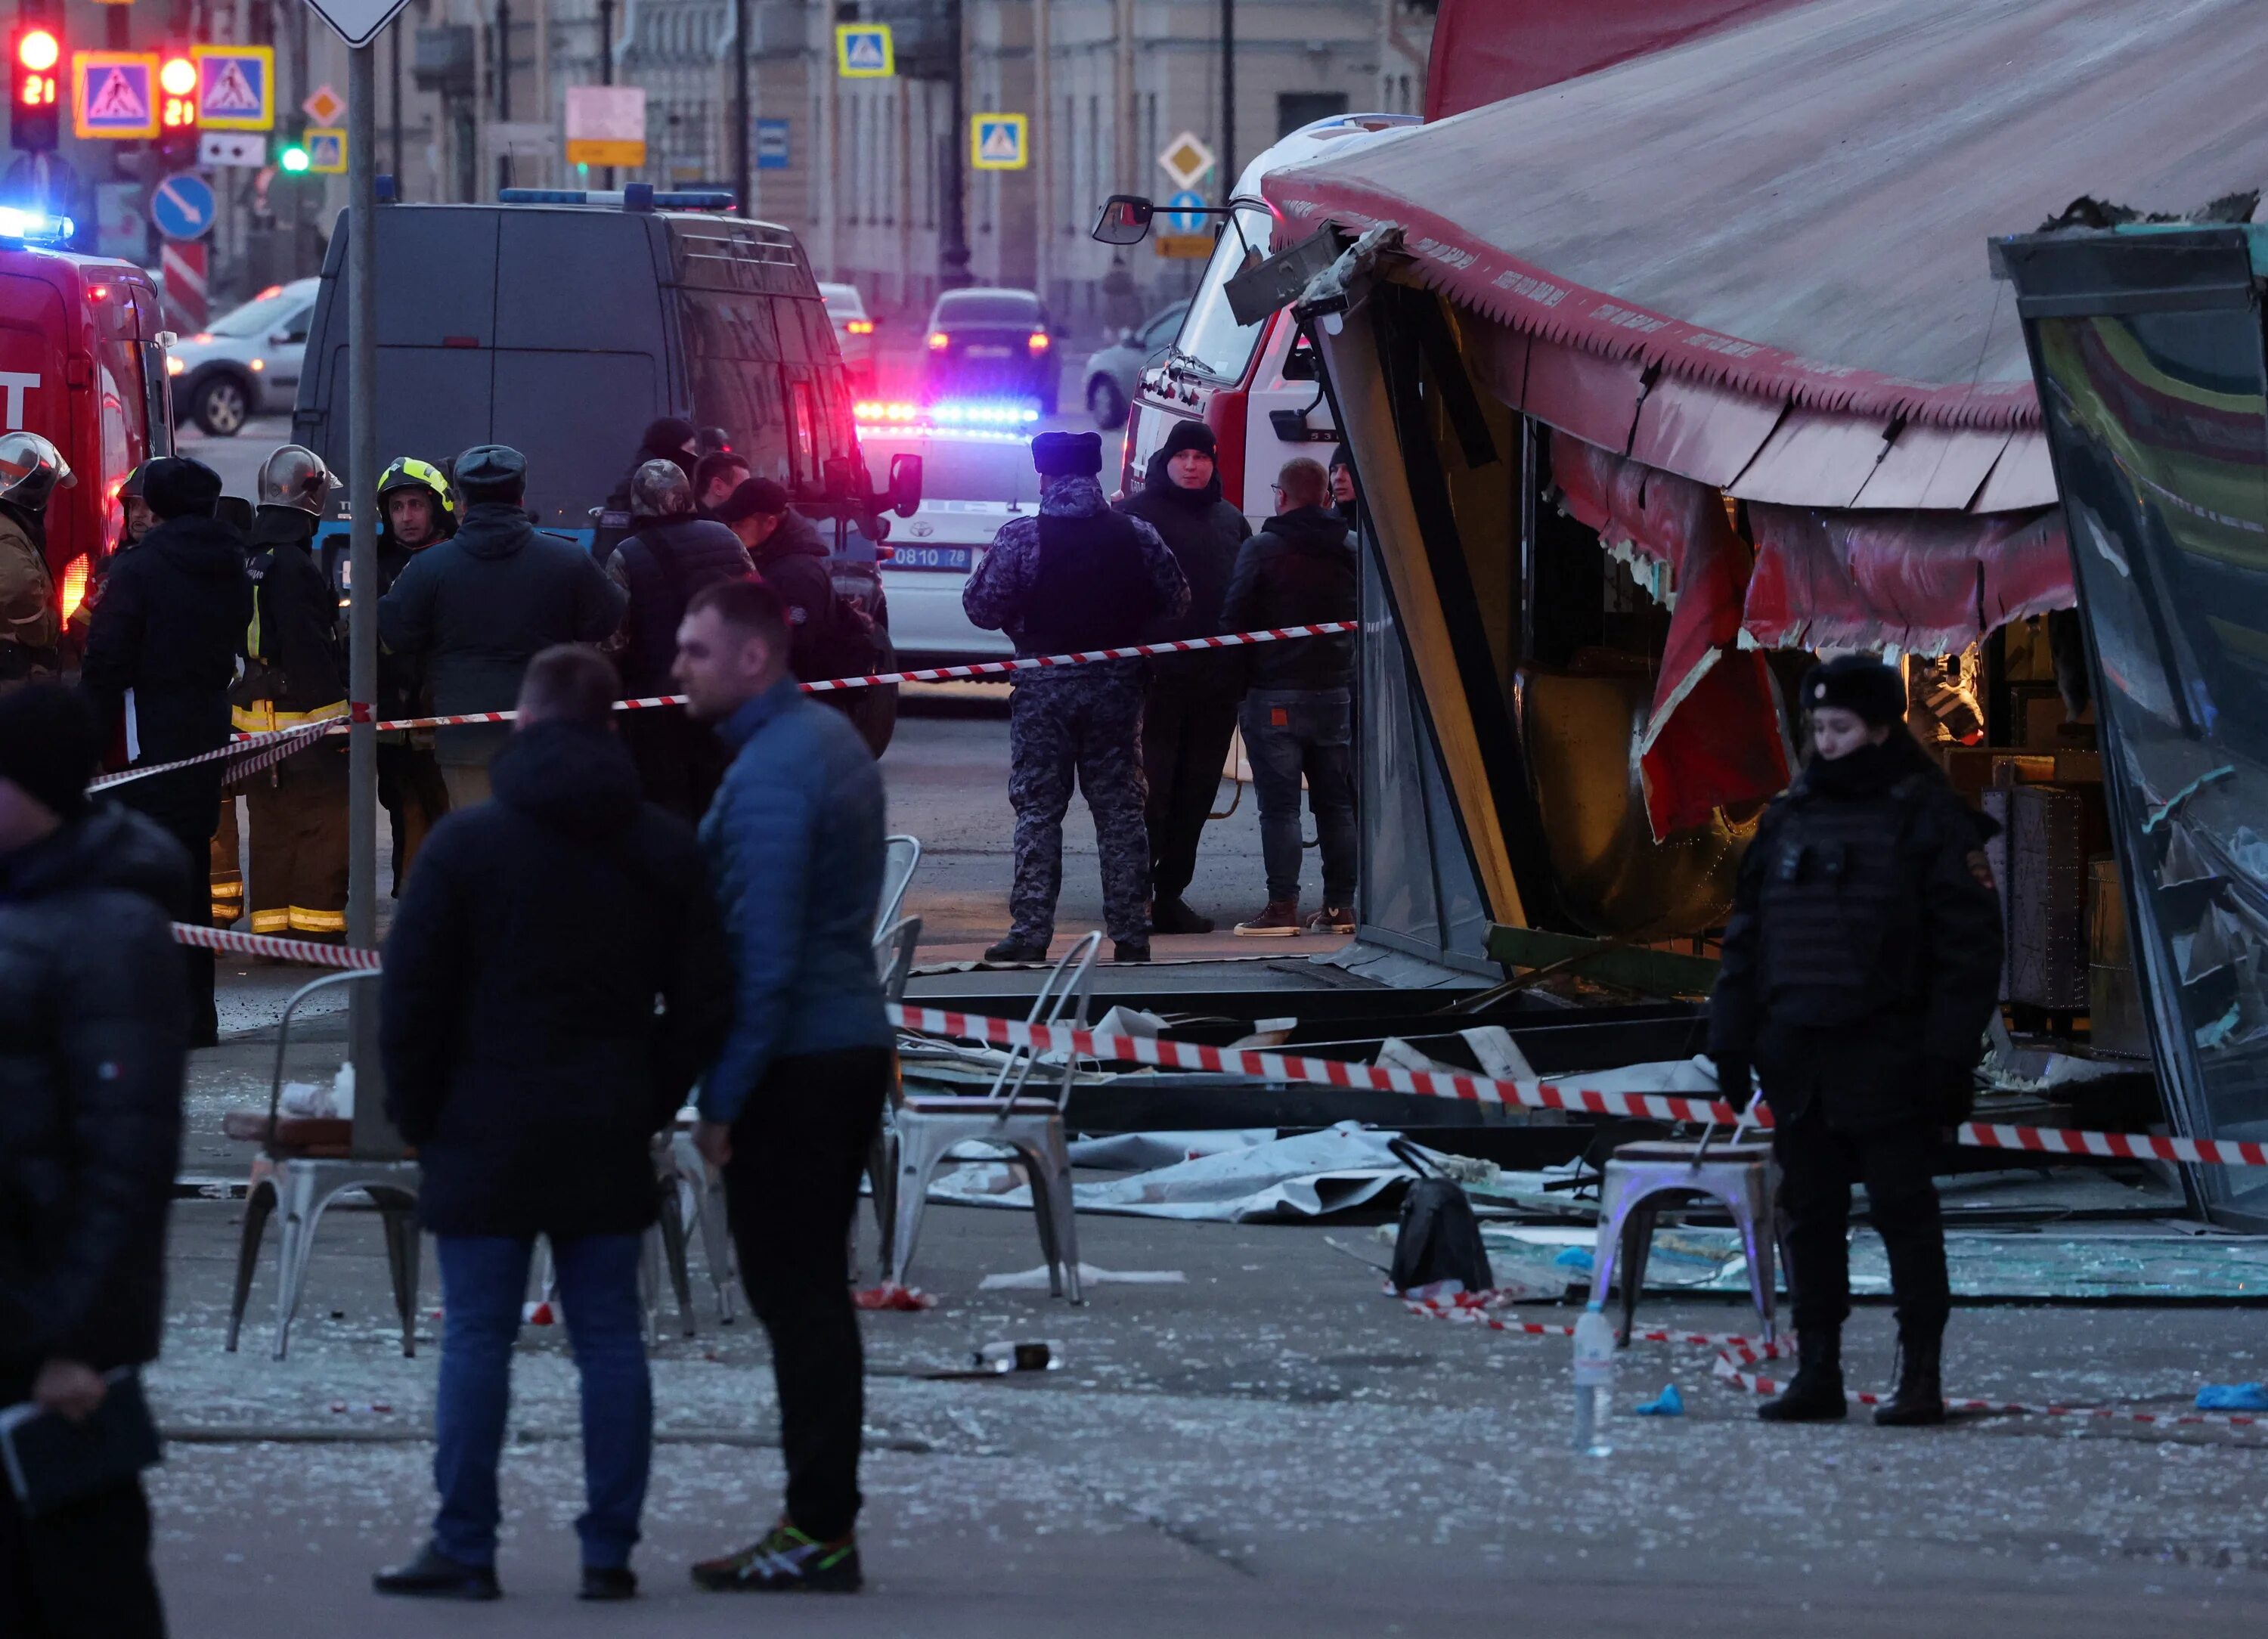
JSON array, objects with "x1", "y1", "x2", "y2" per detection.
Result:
[
  {"x1": 160, "y1": 53, "x2": 197, "y2": 130},
  {"x1": 11, "y1": 27, "x2": 62, "y2": 151}
]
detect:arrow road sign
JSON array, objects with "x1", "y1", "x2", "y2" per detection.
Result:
[
  {"x1": 835, "y1": 24, "x2": 893, "y2": 77},
  {"x1": 73, "y1": 52, "x2": 160, "y2": 141},
  {"x1": 971, "y1": 113, "x2": 1027, "y2": 172},
  {"x1": 300, "y1": 0, "x2": 416, "y2": 48},
  {"x1": 1157, "y1": 131, "x2": 1215, "y2": 191},
  {"x1": 194, "y1": 45, "x2": 274, "y2": 132},
  {"x1": 150, "y1": 170, "x2": 217, "y2": 240},
  {"x1": 1163, "y1": 189, "x2": 1207, "y2": 234}
]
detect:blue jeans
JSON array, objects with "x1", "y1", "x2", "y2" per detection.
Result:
[
  {"x1": 1239, "y1": 687, "x2": 1357, "y2": 906},
  {"x1": 432, "y1": 1233, "x2": 651, "y2": 1571}
]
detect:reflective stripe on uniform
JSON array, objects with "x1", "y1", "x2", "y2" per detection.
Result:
[
  {"x1": 231, "y1": 699, "x2": 350, "y2": 736},
  {"x1": 249, "y1": 909, "x2": 292, "y2": 934},
  {"x1": 287, "y1": 907, "x2": 346, "y2": 934}
]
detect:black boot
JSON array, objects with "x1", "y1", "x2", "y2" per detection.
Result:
[
  {"x1": 1757, "y1": 1331, "x2": 1847, "y2": 1422},
  {"x1": 1873, "y1": 1320, "x2": 1947, "y2": 1427}
]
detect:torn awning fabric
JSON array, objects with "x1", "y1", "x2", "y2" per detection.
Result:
[{"x1": 1550, "y1": 437, "x2": 1789, "y2": 839}]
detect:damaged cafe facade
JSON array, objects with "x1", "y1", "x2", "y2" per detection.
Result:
[{"x1": 1239, "y1": 0, "x2": 2268, "y2": 1222}]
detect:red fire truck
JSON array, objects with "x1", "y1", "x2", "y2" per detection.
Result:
[{"x1": 0, "y1": 218, "x2": 172, "y2": 647}]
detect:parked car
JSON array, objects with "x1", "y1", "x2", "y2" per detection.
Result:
[
  {"x1": 167, "y1": 276, "x2": 320, "y2": 435},
  {"x1": 1081, "y1": 300, "x2": 1188, "y2": 429},
  {"x1": 856, "y1": 417, "x2": 1032, "y2": 665},
  {"x1": 819, "y1": 280, "x2": 877, "y2": 395},
  {"x1": 922, "y1": 287, "x2": 1059, "y2": 414}
]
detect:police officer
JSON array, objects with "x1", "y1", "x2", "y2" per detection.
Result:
[
  {"x1": 963, "y1": 430, "x2": 1188, "y2": 963},
  {"x1": 235, "y1": 445, "x2": 350, "y2": 943},
  {"x1": 1709, "y1": 654, "x2": 2003, "y2": 1427},
  {"x1": 373, "y1": 457, "x2": 457, "y2": 891},
  {"x1": 0, "y1": 432, "x2": 69, "y2": 692}
]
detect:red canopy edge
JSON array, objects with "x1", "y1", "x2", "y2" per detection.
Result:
[{"x1": 1271, "y1": 178, "x2": 2043, "y2": 435}]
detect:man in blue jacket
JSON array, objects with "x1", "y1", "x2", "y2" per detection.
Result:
[{"x1": 673, "y1": 578, "x2": 892, "y2": 1594}]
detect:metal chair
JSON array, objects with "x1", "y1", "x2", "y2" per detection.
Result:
[
  {"x1": 225, "y1": 972, "x2": 423, "y2": 1361},
  {"x1": 877, "y1": 835, "x2": 922, "y2": 940},
  {"x1": 876, "y1": 932, "x2": 1100, "y2": 1302},
  {"x1": 1585, "y1": 1134, "x2": 1780, "y2": 1345}
]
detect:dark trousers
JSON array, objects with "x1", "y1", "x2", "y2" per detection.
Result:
[
  {"x1": 1239, "y1": 687, "x2": 1357, "y2": 906},
  {"x1": 623, "y1": 708, "x2": 731, "y2": 827},
  {"x1": 378, "y1": 741, "x2": 450, "y2": 897},
  {"x1": 113, "y1": 761, "x2": 225, "y2": 1045},
  {"x1": 1774, "y1": 1103, "x2": 1950, "y2": 1340},
  {"x1": 1142, "y1": 670, "x2": 1241, "y2": 903},
  {"x1": 431, "y1": 1232, "x2": 652, "y2": 1570},
  {"x1": 1007, "y1": 674, "x2": 1151, "y2": 946},
  {"x1": 0, "y1": 1475, "x2": 164, "y2": 1639},
  {"x1": 723, "y1": 1046, "x2": 891, "y2": 1542},
  {"x1": 246, "y1": 741, "x2": 349, "y2": 937}
]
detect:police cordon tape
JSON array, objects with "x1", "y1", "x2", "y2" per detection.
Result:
[
  {"x1": 1404, "y1": 1290, "x2": 2268, "y2": 1432},
  {"x1": 88, "y1": 621, "x2": 1359, "y2": 792},
  {"x1": 160, "y1": 927, "x2": 2268, "y2": 1170}
]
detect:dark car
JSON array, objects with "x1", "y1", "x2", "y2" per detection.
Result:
[{"x1": 922, "y1": 287, "x2": 1059, "y2": 414}]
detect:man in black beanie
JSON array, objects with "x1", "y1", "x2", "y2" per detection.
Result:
[
  {"x1": 82, "y1": 455, "x2": 250, "y2": 1043},
  {"x1": 1117, "y1": 418, "x2": 1250, "y2": 933},
  {"x1": 0, "y1": 685, "x2": 187, "y2": 1638},
  {"x1": 1709, "y1": 652, "x2": 2003, "y2": 1429},
  {"x1": 964, "y1": 430, "x2": 1188, "y2": 962}
]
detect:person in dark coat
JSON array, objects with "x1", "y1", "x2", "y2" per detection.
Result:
[
  {"x1": 606, "y1": 460, "x2": 752, "y2": 820},
  {"x1": 81, "y1": 456, "x2": 250, "y2": 1041},
  {"x1": 1327, "y1": 442, "x2": 1359, "y2": 525},
  {"x1": 373, "y1": 646, "x2": 730, "y2": 1604},
  {"x1": 378, "y1": 445, "x2": 630, "y2": 810},
  {"x1": 1220, "y1": 457, "x2": 1359, "y2": 937},
  {"x1": 1709, "y1": 653, "x2": 2004, "y2": 1428},
  {"x1": 714, "y1": 479, "x2": 850, "y2": 682},
  {"x1": 1117, "y1": 419, "x2": 1251, "y2": 934},
  {"x1": 692, "y1": 451, "x2": 751, "y2": 518},
  {"x1": 365, "y1": 457, "x2": 457, "y2": 894},
  {"x1": 0, "y1": 686, "x2": 187, "y2": 1639}
]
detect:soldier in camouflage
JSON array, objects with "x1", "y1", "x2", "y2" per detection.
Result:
[{"x1": 963, "y1": 432, "x2": 1189, "y2": 964}]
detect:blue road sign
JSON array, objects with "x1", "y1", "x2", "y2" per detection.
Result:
[
  {"x1": 1164, "y1": 190, "x2": 1207, "y2": 234},
  {"x1": 756, "y1": 118, "x2": 790, "y2": 170},
  {"x1": 150, "y1": 171, "x2": 217, "y2": 241}
]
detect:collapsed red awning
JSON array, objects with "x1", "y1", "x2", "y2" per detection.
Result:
[{"x1": 1421, "y1": 0, "x2": 1808, "y2": 122}]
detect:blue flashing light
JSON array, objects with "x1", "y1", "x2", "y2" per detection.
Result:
[
  {"x1": 498, "y1": 186, "x2": 733, "y2": 213},
  {"x1": 652, "y1": 190, "x2": 735, "y2": 210},
  {"x1": 376, "y1": 173, "x2": 398, "y2": 203},
  {"x1": 624, "y1": 183, "x2": 655, "y2": 212},
  {"x1": 0, "y1": 207, "x2": 75, "y2": 245},
  {"x1": 498, "y1": 187, "x2": 596, "y2": 204},
  {"x1": 927, "y1": 399, "x2": 1040, "y2": 428}
]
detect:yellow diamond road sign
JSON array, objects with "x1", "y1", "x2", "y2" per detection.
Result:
[
  {"x1": 302, "y1": 84, "x2": 345, "y2": 126},
  {"x1": 1158, "y1": 132, "x2": 1214, "y2": 191},
  {"x1": 971, "y1": 113, "x2": 1027, "y2": 171},
  {"x1": 835, "y1": 24, "x2": 894, "y2": 78}
]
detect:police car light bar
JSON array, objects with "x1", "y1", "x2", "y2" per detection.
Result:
[
  {"x1": 497, "y1": 187, "x2": 736, "y2": 212},
  {"x1": 0, "y1": 206, "x2": 75, "y2": 244},
  {"x1": 928, "y1": 400, "x2": 1040, "y2": 427}
]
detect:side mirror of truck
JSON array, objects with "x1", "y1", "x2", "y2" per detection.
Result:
[
  {"x1": 888, "y1": 452, "x2": 923, "y2": 519},
  {"x1": 1092, "y1": 194, "x2": 1154, "y2": 246}
]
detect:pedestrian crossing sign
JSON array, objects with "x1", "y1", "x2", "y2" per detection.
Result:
[
  {"x1": 305, "y1": 129, "x2": 347, "y2": 175},
  {"x1": 835, "y1": 24, "x2": 894, "y2": 78},
  {"x1": 971, "y1": 113, "x2": 1027, "y2": 172},
  {"x1": 72, "y1": 53, "x2": 160, "y2": 141},
  {"x1": 193, "y1": 45, "x2": 275, "y2": 132}
]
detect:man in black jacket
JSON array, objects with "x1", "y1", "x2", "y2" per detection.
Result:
[
  {"x1": 374, "y1": 646, "x2": 730, "y2": 1603},
  {"x1": 368, "y1": 457, "x2": 456, "y2": 892},
  {"x1": 606, "y1": 460, "x2": 751, "y2": 820},
  {"x1": 1118, "y1": 419, "x2": 1251, "y2": 934},
  {"x1": 1221, "y1": 457, "x2": 1359, "y2": 937},
  {"x1": 81, "y1": 456, "x2": 250, "y2": 1040},
  {"x1": 1710, "y1": 655, "x2": 2003, "y2": 1428},
  {"x1": 0, "y1": 686, "x2": 187, "y2": 1639},
  {"x1": 235, "y1": 445, "x2": 350, "y2": 943},
  {"x1": 379, "y1": 445, "x2": 630, "y2": 810},
  {"x1": 692, "y1": 451, "x2": 750, "y2": 518}
]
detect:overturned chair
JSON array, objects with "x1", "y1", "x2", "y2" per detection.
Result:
[
  {"x1": 1585, "y1": 1130, "x2": 1780, "y2": 1346},
  {"x1": 875, "y1": 932, "x2": 1099, "y2": 1303},
  {"x1": 223, "y1": 971, "x2": 423, "y2": 1360}
]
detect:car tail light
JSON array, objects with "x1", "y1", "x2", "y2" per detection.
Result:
[
  {"x1": 847, "y1": 319, "x2": 875, "y2": 336},
  {"x1": 1027, "y1": 330, "x2": 1050, "y2": 353},
  {"x1": 58, "y1": 554, "x2": 88, "y2": 622},
  {"x1": 928, "y1": 330, "x2": 950, "y2": 351}
]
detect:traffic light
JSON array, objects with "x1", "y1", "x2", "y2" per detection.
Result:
[
  {"x1": 11, "y1": 25, "x2": 61, "y2": 153},
  {"x1": 275, "y1": 112, "x2": 308, "y2": 172},
  {"x1": 158, "y1": 51, "x2": 199, "y2": 164}
]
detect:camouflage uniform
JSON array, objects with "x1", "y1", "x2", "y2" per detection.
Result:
[{"x1": 964, "y1": 475, "x2": 1189, "y2": 947}]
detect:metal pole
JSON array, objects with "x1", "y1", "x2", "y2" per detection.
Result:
[
  {"x1": 389, "y1": 21, "x2": 402, "y2": 184},
  {"x1": 496, "y1": 0, "x2": 513, "y2": 193},
  {"x1": 1033, "y1": 0, "x2": 1049, "y2": 308},
  {"x1": 345, "y1": 36, "x2": 389, "y2": 1152},
  {"x1": 596, "y1": 0, "x2": 615, "y2": 190},
  {"x1": 939, "y1": 0, "x2": 969, "y2": 286},
  {"x1": 731, "y1": 0, "x2": 749, "y2": 212},
  {"x1": 1220, "y1": 0, "x2": 1235, "y2": 197}
]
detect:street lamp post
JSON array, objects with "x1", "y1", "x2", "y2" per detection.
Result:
[
  {"x1": 1220, "y1": 0, "x2": 1235, "y2": 196},
  {"x1": 731, "y1": 0, "x2": 750, "y2": 212},
  {"x1": 938, "y1": 0, "x2": 970, "y2": 287}
]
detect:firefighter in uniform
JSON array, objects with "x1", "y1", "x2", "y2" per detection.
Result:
[
  {"x1": 962, "y1": 431, "x2": 1188, "y2": 964},
  {"x1": 0, "y1": 431, "x2": 67, "y2": 693},
  {"x1": 234, "y1": 446, "x2": 350, "y2": 943},
  {"x1": 1709, "y1": 654, "x2": 2003, "y2": 1427}
]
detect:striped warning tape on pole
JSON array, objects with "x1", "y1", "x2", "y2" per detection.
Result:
[{"x1": 171, "y1": 922, "x2": 383, "y2": 971}]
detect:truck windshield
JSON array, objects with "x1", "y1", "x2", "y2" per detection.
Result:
[
  {"x1": 204, "y1": 287, "x2": 304, "y2": 339},
  {"x1": 1172, "y1": 204, "x2": 1273, "y2": 383}
]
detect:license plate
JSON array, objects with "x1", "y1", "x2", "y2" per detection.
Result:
[
  {"x1": 891, "y1": 544, "x2": 973, "y2": 572},
  {"x1": 966, "y1": 345, "x2": 1012, "y2": 358}
]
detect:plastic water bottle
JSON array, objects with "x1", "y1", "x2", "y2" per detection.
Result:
[{"x1": 1572, "y1": 1308, "x2": 1616, "y2": 1457}]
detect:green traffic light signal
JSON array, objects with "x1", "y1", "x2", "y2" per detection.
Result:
[{"x1": 279, "y1": 144, "x2": 310, "y2": 173}]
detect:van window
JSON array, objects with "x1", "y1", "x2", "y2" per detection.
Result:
[{"x1": 680, "y1": 289, "x2": 793, "y2": 485}]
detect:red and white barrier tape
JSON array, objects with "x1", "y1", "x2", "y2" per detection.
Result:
[
  {"x1": 94, "y1": 622, "x2": 1357, "y2": 790},
  {"x1": 88, "y1": 720, "x2": 336, "y2": 793},
  {"x1": 1953, "y1": 1120, "x2": 2268, "y2": 1170},
  {"x1": 171, "y1": 922, "x2": 382, "y2": 971}
]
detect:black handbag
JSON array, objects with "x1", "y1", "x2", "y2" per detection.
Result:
[{"x1": 1387, "y1": 1139, "x2": 1495, "y2": 1295}]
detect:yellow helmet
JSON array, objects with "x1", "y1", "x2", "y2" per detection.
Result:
[{"x1": 377, "y1": 455, "x2": 455, "y2": 514}]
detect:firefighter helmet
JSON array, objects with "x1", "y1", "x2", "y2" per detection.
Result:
[
  {"x1": 631, "y1": 458, "x2": 695, "y2": 519},
  {"x1": 0, "y1": 432, "x2": 74, "y2": 512},
  {"x1": 118, "y1": 461, "x2": 147, "y2": 501},
  {"x1": 256, "y1": 444, "x2": 333, "y2": 517}
]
